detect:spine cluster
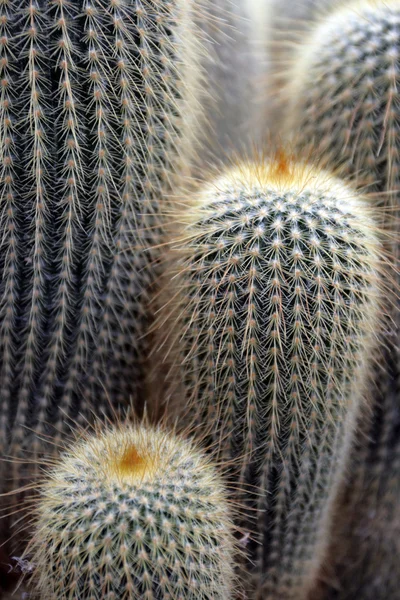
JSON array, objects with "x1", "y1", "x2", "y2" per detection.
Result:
[{"x1": 154, "y1": 155, "x2": 383, "y2": 599}]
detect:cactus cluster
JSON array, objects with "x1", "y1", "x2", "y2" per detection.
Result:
[
  {"x1": 153, "y1": 154, "x2": 383, "y2": 599},
  {"x1": 27, "y1": 421, "x2": 237, "y2": 599},
  {"x1": 0, "y1": 0, "x2": 205, "y2": 553},
  {"x1": 0, "y1": 0, "x2": 398, "y2": 599}
]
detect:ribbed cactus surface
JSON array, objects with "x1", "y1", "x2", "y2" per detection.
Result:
[
  {"x1": 314, "y1": 295, "x2": 400, "y2": 600},
  {"x1": 28, "y1": 422, "x2": 236, "y2": 599},
  {"x1": 283, "y1": 2, "x2": 400, "y2": 597},
  {"x1": 0, "y1": 0, "x2": 205, "y2": 554},
  {"x1": 154, "y1": 155, "x2": 383, "y2": 599}
]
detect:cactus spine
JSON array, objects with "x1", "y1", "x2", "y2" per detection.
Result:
[
  {"x1": 153, "y1": 154, "x2": 383, "y2": 599},
  {"x1": 26, "y1": 421, "x2": 236, "y2": 599},
  {"x1": 283, "y1": 2, "x2": 400, "y2": 597},
  {"x1": 0, "y1": 0, "x2": 206, "y2": 553}
]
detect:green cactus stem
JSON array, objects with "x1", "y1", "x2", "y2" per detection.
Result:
[{"x1": 152, "y1": 153, "x2": 384, "y2": 599}]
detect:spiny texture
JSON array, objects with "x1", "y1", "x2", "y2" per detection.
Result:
[
  {"x1": 283, "y1": 3, "x2": 400, "y2": 597},
  {"x1": 27, "y1": 422, "x2": 236, "y2": 600},
  {"x1": 154, "y1": 157, "x2": 382, "y2": 599},
  {"x1": 0, "y1": 0, "x2": 205, "y2": 552}
]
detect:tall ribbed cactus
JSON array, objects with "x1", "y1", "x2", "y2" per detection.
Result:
[
  {"x1": 153, "y1": 154, "x2": 383, "y2": 599},
  {"x1": 0, "y1": 0, "x2": 206, "y2": 561},
  {"x1": 25, "y1": 421, "x2": 237, "y2": 599},
  {"x1": 282, "y1": 2, "x2": 400, "y2": 597}
]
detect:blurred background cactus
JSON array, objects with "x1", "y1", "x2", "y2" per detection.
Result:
[
  {"x1": 284, "y1": 0, "x2": 400, "y2": 196},
  {"x1": 153, "y1": 154, "x2": 383, "y2": 599},
  {"x1": 27, "y1": 421, "x2": 237, "y2": 599}
]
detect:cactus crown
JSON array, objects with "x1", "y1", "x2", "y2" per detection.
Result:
[
  {"x1": 26, "y1": 421, "x2": 237, "y2": 599},
  {"x1": 157, "y1": 153, "x2": 382, "y2": 429}
]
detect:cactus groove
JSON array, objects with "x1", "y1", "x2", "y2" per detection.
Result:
[{"x1": 154, "y1": 155, "x2": 383, "y2": 599}]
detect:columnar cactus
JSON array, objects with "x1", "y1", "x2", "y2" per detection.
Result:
[
  {"x1": 26, "y1": 421, "x2": 237, "y2": 599},
  {"x1": 198, "y1": 0, "x2": 258, "y2": 154},
  {"x1": 153, "y1": 154, "x2": 383, "y2": 599},
  {"x1": 0, "y1": 0, "x2": 206, "y2": 554},
  {"x1": 282, "y1": 2, "x2": 400, "y2": 597},
  {"x1": 312, "y1": 311, "x2": 400, "y2": 600}
]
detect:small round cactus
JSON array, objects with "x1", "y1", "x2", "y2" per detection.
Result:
[
  {"x1": 153, "y1": 153, "x2": 383, "y2": 599},
  {"x1": 26, "y1": 421, "x2": 237, "y2": 599}
]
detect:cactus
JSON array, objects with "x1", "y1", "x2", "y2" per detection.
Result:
[
  {"x1": 198, "y1": 0, "x2": 258, "y2": 155},
  {"x1": 282, "y1": 2, "x2": 400, "y2": 597},
  {"x1": 284, "y1": 0, "x2": 400, "y2": 196},
  {"x1": 0, "y1": 0, "x2": 206, "y2": 557},
  {"x1": 24, "y1": 420, "x2": 237, "y2": 599},
  {"x1": 262, "y1": 0, "x2": 335, "y2": 141},
  {"x1": 311, "y1": 313, "x2": 400, "y2": 600},
  {"x1": 152, "y1": 153, "x2": 383, "y2": 599}
]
